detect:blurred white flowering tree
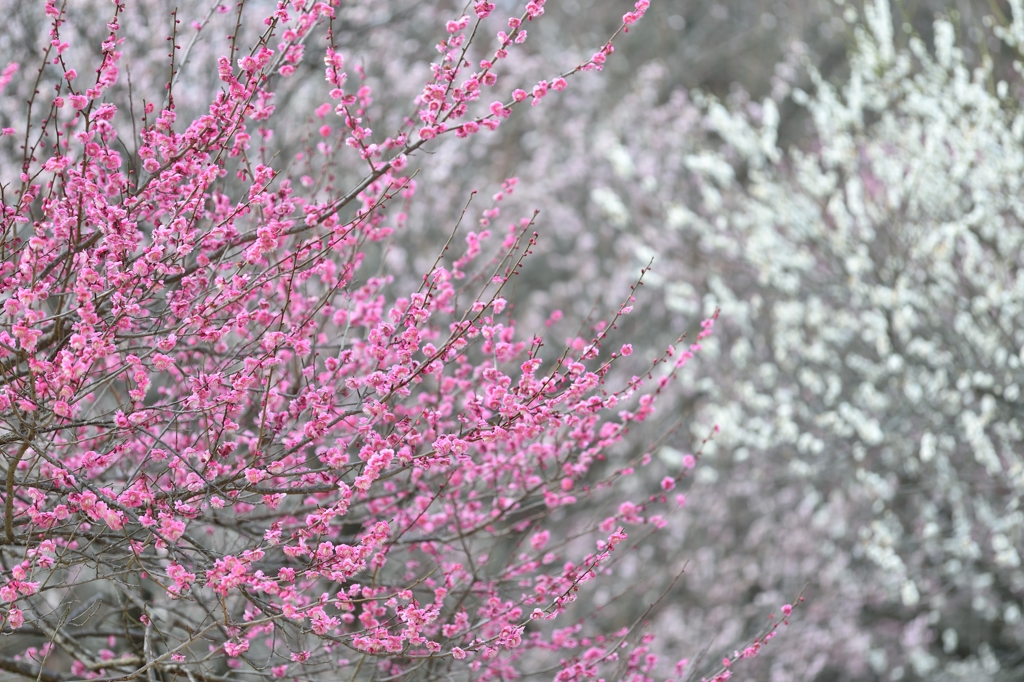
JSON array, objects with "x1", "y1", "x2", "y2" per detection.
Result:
[
  {"x1": 522, "y1": 1, "x2": 1024, "y2": 679},
  {"x1": 402, "y1": 0, "x2": 1024, "y2": 679}
]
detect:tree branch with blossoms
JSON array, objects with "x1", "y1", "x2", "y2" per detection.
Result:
[{"x1": 0, "y1": 0, "x2": 802, "y2": 680}]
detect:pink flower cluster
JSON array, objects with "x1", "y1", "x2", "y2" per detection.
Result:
[{"x1": 0, "y1": 0, "x2": 800, "y2": 679}]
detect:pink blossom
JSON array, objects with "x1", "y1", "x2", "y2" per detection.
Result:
[
  {"x1": 224, "y1": 640, "x2": 249, "y2": 657},
  {"x1": 531, "y1": 80, "x2": 549, "y2": 106},
  {"x1": 7, "y1": 608, "x2": 23, "y2": 629},
  {"x1": 490, "y1": 101, "x2": 510, "y2": 118},
  {"x1": 0, "y1": 62, "x2": 18, "y2": 95}
]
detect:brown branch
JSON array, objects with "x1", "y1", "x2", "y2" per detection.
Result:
[
  {"x1": 3, "y1": 435, "x2": 33, "y2": 545},
  {"x1": 0, "y1": 655, "x2": 70, "y2": 682}
]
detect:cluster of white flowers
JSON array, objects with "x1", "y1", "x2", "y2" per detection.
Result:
[
  {"x1": 463, "y1": 0, "x2": 1024, "y2": 678},
  {"x1": 610, "y1": 1, "x2": 1024, "y2": 678}
]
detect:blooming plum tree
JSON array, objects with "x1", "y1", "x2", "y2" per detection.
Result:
[{"x1": 0, "y1": 1, "x2": 803, "y2": 681}]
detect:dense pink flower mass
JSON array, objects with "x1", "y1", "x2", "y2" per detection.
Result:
[{"x1": 0, "y1": 0, "x2": 795, "y2": 680}]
